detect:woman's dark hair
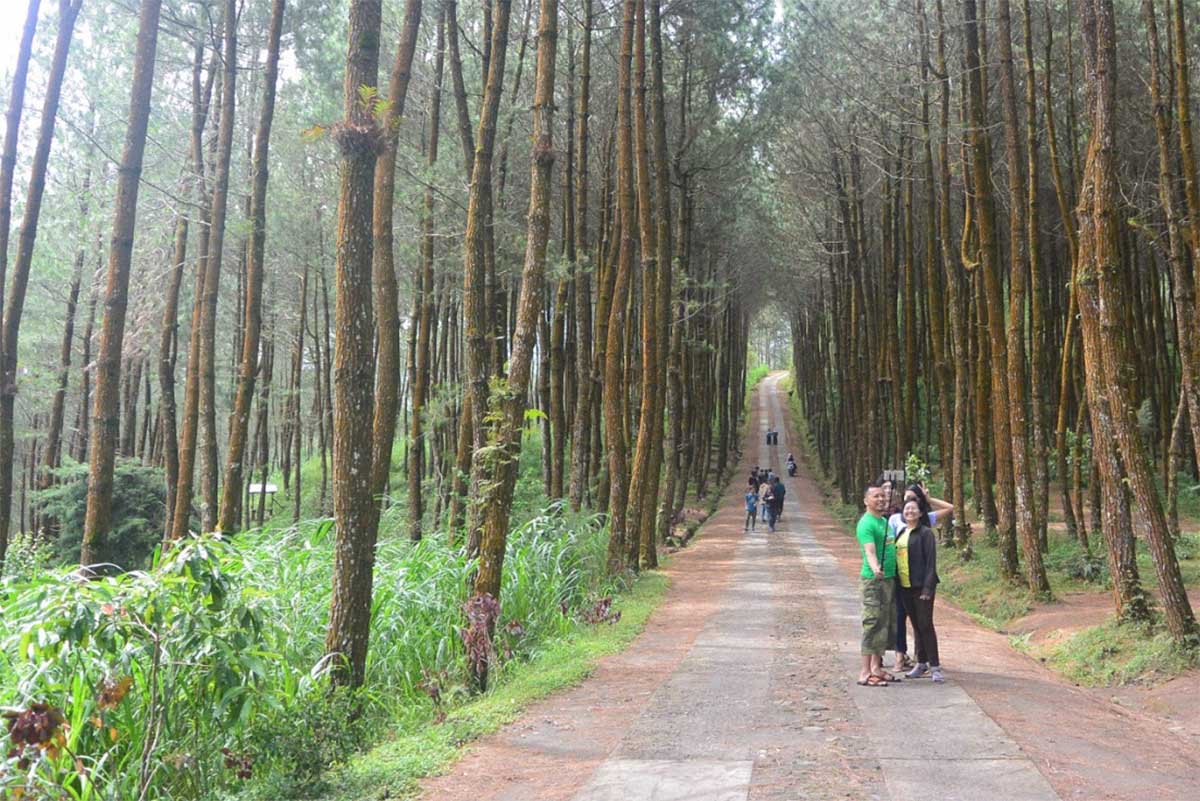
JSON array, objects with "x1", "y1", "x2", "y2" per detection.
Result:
[{"x1": 904, "y1": 484, "x2": 932, "y2": 527}]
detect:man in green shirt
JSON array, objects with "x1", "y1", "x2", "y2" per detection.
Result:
[{"x1": 856, "y1": 481, "x2": 897, "y2": 686}]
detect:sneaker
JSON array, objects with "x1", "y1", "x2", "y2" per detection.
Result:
[
  {"x1": 930, "y1": 667, "x2": 945, "y2": 683},
  {"x1": 906, "y1": 662, "x2": 929, "y2": 679}
]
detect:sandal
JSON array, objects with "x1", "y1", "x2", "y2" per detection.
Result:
[
  {"x1": 874, "y1": 671, "x2": 901, "y2": 683},
  {"x1": 897, "y1": 654, "x2": 915, "y2": 670},
  {"x1": 856, "y1": 675, "x2": 888, "y2": 687}
]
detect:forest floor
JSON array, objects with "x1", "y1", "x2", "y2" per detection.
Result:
[{"x1": 411, "y1": 375, "x2": 1200, "y2": 800}]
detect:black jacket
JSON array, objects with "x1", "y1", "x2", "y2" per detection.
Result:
[{"x1": 900, "y1": 524, "x2": 939, "y2": 596}]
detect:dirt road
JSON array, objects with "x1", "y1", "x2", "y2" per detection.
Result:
[{"x1": 418, "y1": 375, "x2": 1198, "y2": 801}]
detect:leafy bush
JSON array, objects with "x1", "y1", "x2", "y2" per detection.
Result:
[
  {"x1": 36, "y1": 458, "x2": 183, "y2": 570},
  {"x1": 0, "y1": 536, "x2": 271, "y2": 799},
  {"x1": 904, "y1": 452, "x2": 932, "y2": 487},
  {"x1": 0, "y1": 530, "x2": 57, "y2": 581},
  {"x1": 1046, "y1": 548, "x2": 1109, "y2": 583},
  {"x1": 1, "y1": 507, "x2": 615, "y2": 800}
]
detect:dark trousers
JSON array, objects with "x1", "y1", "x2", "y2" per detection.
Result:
[
  {"x1": 899, "y1": 587, "x2": 940, "y2": 667},
  {"x1": 896, "y1": 588, "x2": 910, "y2": 654}
]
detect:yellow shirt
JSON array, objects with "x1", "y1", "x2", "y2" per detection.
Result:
[{"x1": 897, "y1": 528, "x2": 912, "y2": 588}]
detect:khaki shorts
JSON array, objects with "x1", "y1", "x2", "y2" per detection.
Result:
[{"x1": 860, "y1": 577, "x2": 896, "y2": 656}]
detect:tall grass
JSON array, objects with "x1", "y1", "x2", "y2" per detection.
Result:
[{"x1": 0, "y1": 506, "x2": 616, "y2": 800}]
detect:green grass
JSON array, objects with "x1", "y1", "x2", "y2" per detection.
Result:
[
  {"x1": 936, "y1": 545, "x2": 1037, "y2": 630},
  {"x1": 1030, "y1": 618, "x2": 1198, "y2": 686},
  {"x1": 744, "y1": 362, "x2": 770, "y2": 412},
  {"x1": 308, "y1": 572, "x2": 669, "y2": 801}
]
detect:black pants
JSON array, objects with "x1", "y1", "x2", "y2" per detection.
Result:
[{"x1": 899, "y1": 586, "x2": 940, "y2": 667}]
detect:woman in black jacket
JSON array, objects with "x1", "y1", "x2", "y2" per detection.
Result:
[{"x1": 896, "y1": 497, "x2": 943, "y2": 683}]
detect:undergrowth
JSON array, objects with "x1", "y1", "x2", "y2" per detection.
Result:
[
  {"x1": 1028, "y1": 619, "x2": 1198, "y2": 686},
  {"x1": 306, "y1": 572, "x2": 668, "y2": 801},
  {"x1": 0, "y1": 505, "x2": 634, "y2": 799}
]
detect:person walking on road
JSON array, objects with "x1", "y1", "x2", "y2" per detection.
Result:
[
  {"x1": 857, "y1": 481, "x2": 898, "y2": 687},
  {"x1": 895, "y1": 496, "x2": 944, "y2": 683},
  {"x1": 763, "y1": 481, "x2": 778, "y2": 532},
  {"x1": 771, "y1": 475, "x2": 786, "y2": 523},
  {"x1": 759, "y1": 476, "x2": 773, "y2": 523},
  {"x1": 744, "y1": 488, "x2": 758, "y2": 532}
]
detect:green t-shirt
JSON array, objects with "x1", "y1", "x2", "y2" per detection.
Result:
[{"x1": 856, "y1": 513, "x2": 896, "y2": 579}]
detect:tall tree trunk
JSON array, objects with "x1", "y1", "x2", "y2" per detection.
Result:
[
  {"x1": 567, "y1": 0, "x2": 594, "y2": 511},
  {"x1": 160, "y1": 41, "x2": 214, "y2": 536},
  {"x1": 932, "y1": 0, "x2": 972, "y2": 557},
  {"x1": 219, "y1": 0, "x2": 286, "y2": 533},
  {"x1": 627, "y1": 0, "x2": 659, "y2": 568},
  {"x1": 120, "y1": 357, "x2": 143, "y2": 458},
  {"x1": 963, "y1": 0, "x2": 1020, "y2": 581},
  {"x1": 463, "y1": 0, "x2": 515, "y2": 558},
  {"x1": 1161, "y1": 0, "x2": 1200, "y2": 474},
  {"x1": 41, "y1": 117, "x2": 95, "y2": 513},
  {"x1": 639, "y1": 0, "x2": 673, "y2": 567},
  {"x1": 369, "y1": 0, "x2": 423, "y2": 528},
  {"x1": 470, "y1": 0, "x2": 557, "y2": 690},
  {"x1": 80, "y1": 0, "x2": 164, "y2": 564},
  {"x1": 1076, "y1": 0, "x2": 1197, "y2": 644},
  {"x1": 290, "y1": 265, "x2": 308, "y2": 523},
  {"x1": 604, "y1": 0, "x2": 637, "y2": 574},
  {"x1": 410, "y1": 7, "x2": 444, "y2": 542},
  {"x1": 74, "y1": 270, "x2": 97, "y2": 463},
  {"x1": 168, "y1": 42, "x2": 222, "y2": 543},
  {"x1": 1020, "y1": 0, "x2": 1050, "y2": 552},
  {"x1": 197, "y1": 0, "x2": 239, "y2": 533},
  {"x1": 0, "y1": 0, "x2": 82, "y2": 561},
  {"x1": 995, "y1": 0, "x2": 1049, "y2": 594},
  {"x1": 1075, "y1": 0, "x2": 1185, "y2": 637},
  {"x1": 324, "y1": 0, "x2": 384, "y2": 690},
  {"x1": 259, "y1": 327, "x2": 276, "y2": 527},
  {"x1": 0, "y1": 0, "x2": 41, "y2": 345}
]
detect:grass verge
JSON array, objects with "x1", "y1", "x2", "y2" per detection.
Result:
[
  {"x1": 309, "y1": 571, "x2": 670, "y2": 801},
  {"x1": 1023, "y1": 618, "x2": 1197, "y2": 686}
]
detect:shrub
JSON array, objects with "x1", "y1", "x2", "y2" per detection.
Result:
[
  {"x1": 0, "y1": 506, "x2": 615, "y2": 800},
  {"x1": 36, "y1": 458, "x2": 185, "y2": 570}
]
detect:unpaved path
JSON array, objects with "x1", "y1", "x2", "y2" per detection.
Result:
[{"x1": 417, "y1": 375, "x2": 1198, "y2": 801}]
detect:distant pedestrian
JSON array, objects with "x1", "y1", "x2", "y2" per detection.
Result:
[
  {"x1": 744, "y1": 489, "x2": 758, "y2": 532},
  {"x1": 763, "y1": 482, "x2": 777, "y2": 531},
  {"x1": 786, "y1": 453, "x2": 797, "y2": 476},
  {"x1": 771, "y1": 475, "x2": 786, "y2": 522},
  {"x1": 758, "y1": 478, "x2": 772, "y2": 522},
  {"x1": 895, "y1": 497, "x2": 943, "y2": 683},
  {"x1": 856, "y1": 481, "x2": 898, "y2": 687}
]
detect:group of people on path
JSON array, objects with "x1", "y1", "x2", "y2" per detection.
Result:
[
  {"x1": 857, "y1": 477, "x2": 953, "y2": 687},
  {"x1": 745, "y1": 465, "x2": 788, "y2": 533},
  {"x1": 740, "y1": 414, "x2": 950, "y2": 689}
]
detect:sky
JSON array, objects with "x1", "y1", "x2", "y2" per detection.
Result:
[{"x1": 1, "y1": 1, "x2": 29, "y2": 87}]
